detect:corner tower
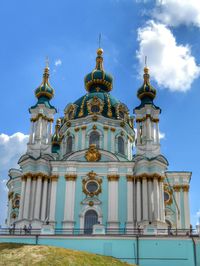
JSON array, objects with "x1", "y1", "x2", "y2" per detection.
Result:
[
  {"x1": 135, "y1": 66, "x2": 160, "y2": 158},
  {"x1": 132, "y1": 66, "x2": 168, "y2": 229},
  {"x1": 27, "y1": 63, "x2": 57, "y2": 156}
]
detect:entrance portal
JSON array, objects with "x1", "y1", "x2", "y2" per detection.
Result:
[{"x1": 84, "y1": 210, "x2": 98, "y2": 234}]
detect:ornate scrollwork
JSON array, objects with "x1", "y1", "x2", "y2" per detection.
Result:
[
  {"x1": 85, "y1": 144, "x2": 101, "y2": 162},
  {"x1": 64, "y1": 104, "x2": 77, "y2": 121},
  {"x1": 164, "y1": 184, "x2": 173, "y2": 205},
  {"x1": 82, "y1": 171, "x2": 102, "y2": 197},
  {"x1": 87, "y1": 96, "x2": 104, "y2": 115},
  {"x1": 115, "y1": 103, "x2": 129, "y2": 122},
  {"x1": 12, "y1": 194, "x2": 20, "y2": 209}
]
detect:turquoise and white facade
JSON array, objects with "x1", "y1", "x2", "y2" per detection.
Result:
[{"x1": 6, "y1": 48, "x2": 191, "y2": 233}]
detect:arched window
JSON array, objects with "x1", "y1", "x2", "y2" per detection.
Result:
[
  {"x1": 66, "y1": 136, "x2": 73, "y2": 153},
  {"x1": 89, "y1": 131, "x2": 100, "y2": 147},
  {"x1": 118, "y1": 136, "x2": 125, "y2": 155}
]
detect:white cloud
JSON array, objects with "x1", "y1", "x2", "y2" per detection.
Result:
[
  {"x1": 153, "y1": 0, "x2": 200, "y2": 27},
  {"x1": 0, "y1": 132, "x2": 29, "y2": 172},
  {"x1": 137, "y1": 21, "x2": 200, "y2": 92},
  {"x1": 55, "y1": 59, "x2": 62, "y2": 67}
]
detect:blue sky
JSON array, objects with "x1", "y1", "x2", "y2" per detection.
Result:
[{"x1": 0, "y1": 0, "x2": 200, "y2": 226}]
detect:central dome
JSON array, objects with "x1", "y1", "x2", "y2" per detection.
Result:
[
  {"x1": 73, "y1": 91, "x2": 120, "y2": 119},
  {"x1": 63, "y1": 48, "x2": 131, "y2": 124}
]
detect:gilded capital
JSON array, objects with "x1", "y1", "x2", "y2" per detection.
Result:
[
  {"x1": 51, "y1": 175, "x2": 59, "y2": 182},
  {"x1": 107, "y1": 175, "x2": 120, "y2": 181},
  {"x1": 65, "y1": 174, "x2": 77, "y2": 181}
]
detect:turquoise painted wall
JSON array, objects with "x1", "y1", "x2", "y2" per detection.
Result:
[{"x1": 0, "y1": 236, "x2": 199, "y2": 266}]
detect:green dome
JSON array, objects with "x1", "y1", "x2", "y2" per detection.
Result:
[
  {"x1": 35, "y1": 67, "x2": 54, "y2": 100},
  {"x1": 84, "y1": 49, "x2": 113, "y2": 92},
  {"x1": 73, "y1": 91, "x2": 120, "y2": 119},
  {"x1": 137, "y1": 67, "x2": 156, "y2": 101}
]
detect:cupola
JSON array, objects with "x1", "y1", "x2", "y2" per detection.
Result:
[
  {"x1": 84, "y1": 48, "x2": 113, "y2": 93},
  {"x1": 35, "y1": 63, "x2": 54, "y2": 101}
]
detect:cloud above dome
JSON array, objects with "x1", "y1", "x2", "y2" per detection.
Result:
[{"x1": 137, "y1": 21, "x2": 200, "y2": 92}]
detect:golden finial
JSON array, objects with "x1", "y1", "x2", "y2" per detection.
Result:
[
  {"x1": 143, "y1": 56, "x2": 150, "y2": 84},
  {"x1": 43, "y1": 57, "x2": 50, "y2": 83}
]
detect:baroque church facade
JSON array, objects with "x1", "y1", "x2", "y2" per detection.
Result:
[{"x1": 6, "y1": 48, "x2": 191, "y2": 232}]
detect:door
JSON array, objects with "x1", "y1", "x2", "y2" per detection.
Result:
[{"x1": 84, "y1": 210, "x2": 98, "y2": 234}]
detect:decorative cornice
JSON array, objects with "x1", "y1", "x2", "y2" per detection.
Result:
[
  {"x1": 126, "y1": 173, "x2": 165, "y2": 182},
  {"x1": 107, "y1": 175, "x2": 120, "y2": 181},
  {"x1": 31, "y1": 114, "x2": 53, "y2": 123},
  {"x1": 173, "y1": 184, "x2": 189, "y2": 192},
  {"x1": 136, "y1": 115, "x2": 159, "y2": 123},
  {"x1": 65, "y1": 174, "x2": 77, "y2": 181}
]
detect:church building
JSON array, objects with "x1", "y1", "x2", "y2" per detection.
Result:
[{"x1": 6, "y1": 48, "x2": 191, "y2": 233}]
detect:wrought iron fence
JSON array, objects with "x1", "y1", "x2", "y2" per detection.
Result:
[{"x1": 0, "y1": 227, "x2": 199, "y2": 237}]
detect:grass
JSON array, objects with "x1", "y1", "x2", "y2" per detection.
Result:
[{"x1": 0, "y1": 243, "x2": 136, "y2": 266}]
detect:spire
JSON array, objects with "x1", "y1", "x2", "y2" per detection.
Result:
[{"x1": 35, "y1": 59, "x2": 54, "y2": 100}]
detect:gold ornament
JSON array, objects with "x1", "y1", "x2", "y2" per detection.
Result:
[{"x1": 85, "y1": 144, "x2": 101, "y2": 162}]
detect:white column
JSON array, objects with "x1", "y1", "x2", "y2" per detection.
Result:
[
  {"x1": 137, "y1": 122, "x2": 140, "y2": 144},
  {"x1": 146, "y1": 117, "x2": 151, "y2": 140},
  {"x1": 136, "y1": 179, "x2": 141, "y2": 222},
  {"x1": 110, "y1": 130, "x2": 115, "y2": 152},
  {"x1": 142, "y1": 178, "x2": 148, "y2": 220},
  {"x1": 18, "y1": 177, "x2": 26, "y2": 220},
  {"x1": 107, "y1": 175, "x2": 119, "y2": 229},
  {"x1": 126, "y1": 177, "x2": 134, "y2": 226},
  {"x1": 174, "y1": 188, "x2": 181, "y2": 228},
  {"x1": 48, "y1": 122, "x2": 53, "y2": 143},
  {"x1": 29, "y1": 122, "x2": 34, "y2": 144},
  {"x1": 103, "y1": 128, "x2": 108, "y2": 149},
  {"x1": 63, "y1": 175, "x2": 77, "y2": 229},
  {"x1": 148, "y1": 179, "x2": 153, "y2": 222},
  {"x1": 183, "y1": 187, "x2": 190, "y2": 229},
  {"x1": 49, "y1": 176, "x2": 58, "y2": 223},
  {"x1": 41, "y1": 178, "x2": 48, "y2": 221},
  {"x1": 151, "y1": 122, "x2": 154, "y2": 141},
  {"x1": 29, "y1": 177, "x2": 37, "y2": 220},
  {"x1": 75, "y1": 132, "x2": 79, "y2": 150},
  {"x1": 23, "y1": 176, "x2": 32, "y2": 219},
  {"x1": 143, "y1": 121, "x2": 146, "y2": 141},
  {"x1": 153, "y1": 178, "x2": 159, "y2": 221},
  {"x1": 159, "y1": 180, "x2": 165, "y2": 222},
  {"x1": 156, "y1": 122, "x2": 159, "y2": 144},
  {"x1": 81, "y1": 128, "x2": 86, "y2": 149},
  {"x1": 34, "y1": 175, "x2": 42, "y2": 220}
]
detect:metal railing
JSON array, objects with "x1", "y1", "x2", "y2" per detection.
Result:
[{"x1": 0, "y1": 227, "x2": 199, "y2": 237}]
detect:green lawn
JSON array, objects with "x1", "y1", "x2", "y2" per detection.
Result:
[{"x1": 0, "y1": 243, "x2": 136, "y2": 266}]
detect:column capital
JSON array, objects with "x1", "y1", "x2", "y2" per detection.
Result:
[
  {"x1": 65, "y1": 174, "x2": 77, "y2": 181},
  {"x1": 173, "y1": 185, "x2": 181, "y2": 192},
  {"x1": 182, "y1": 185, "x2": 189, "y2": 192},
  {"x1": 51, "y1": 175, "x2": 59, "y2": 182},
  {"x1": 107, "y1": 175, "x2": 119, "y2": 181},
  {"x1": 126, "y1": 175, "x2": 133, "y2": 182}
]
